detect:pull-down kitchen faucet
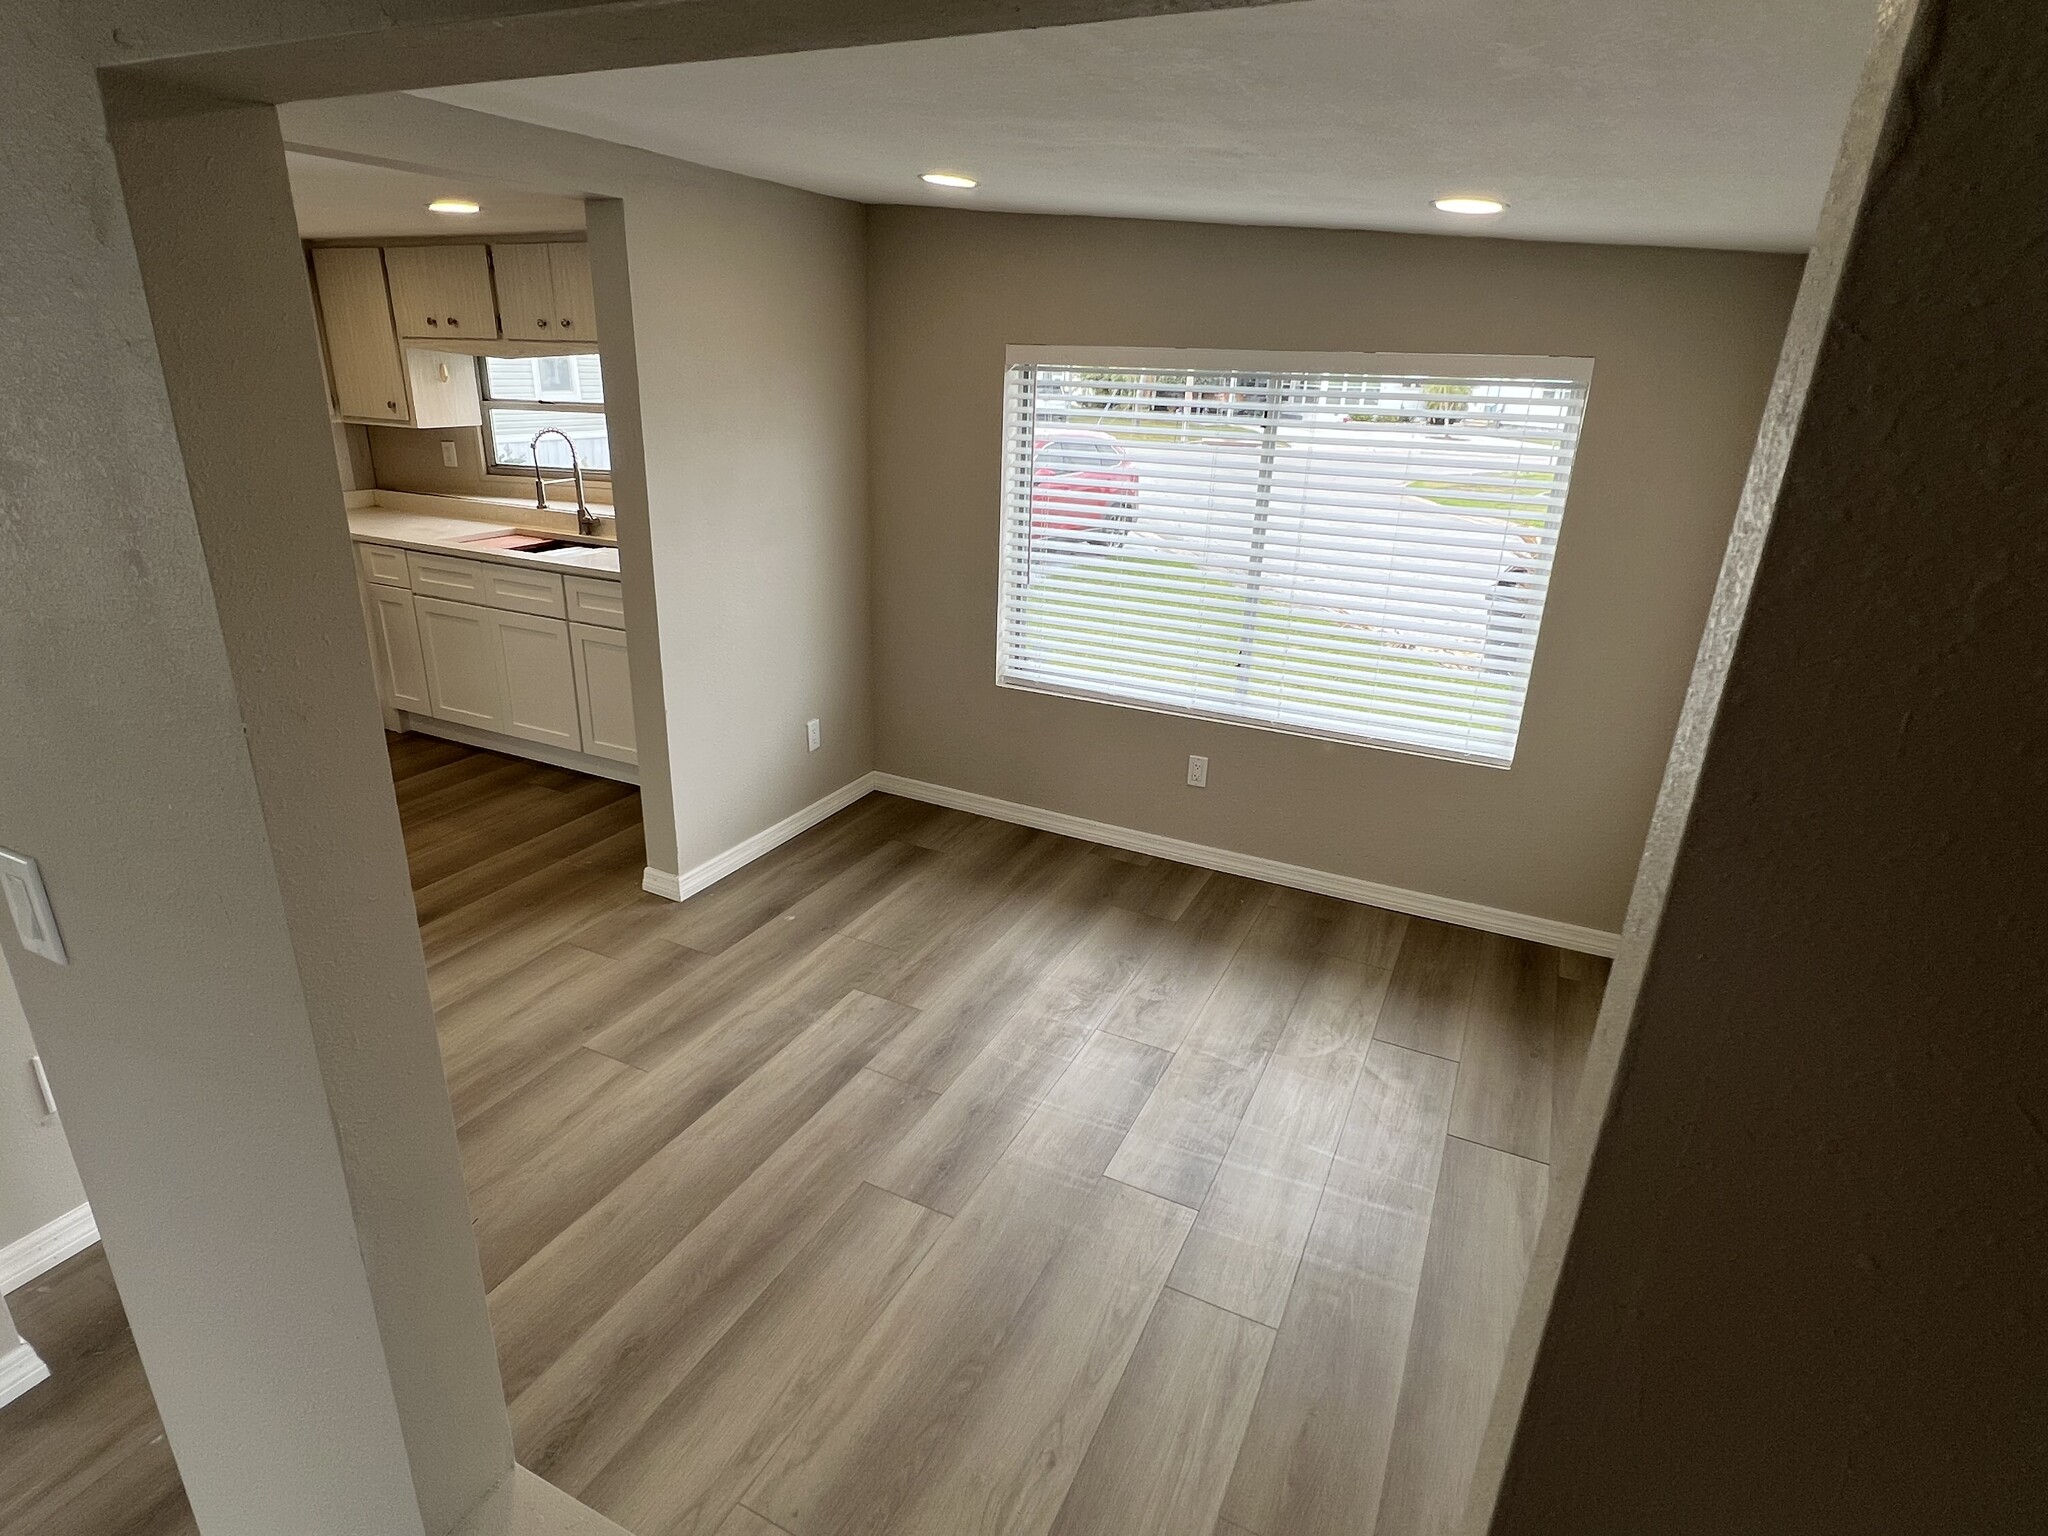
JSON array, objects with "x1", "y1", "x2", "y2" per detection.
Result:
[{"x1": 528, "y1": 428, "x2": 601, "y2": 537}]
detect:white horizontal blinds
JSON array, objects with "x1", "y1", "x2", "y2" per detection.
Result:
[{"x1": 996, "y1": 357, "x2": 1590, "y2": 766}]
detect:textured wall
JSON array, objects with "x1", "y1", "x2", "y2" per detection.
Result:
[
  {"x1": 1477, "y1": 2, "x2": 2048, "y2": 1530},
  {"x1": 867, "y1": 208, "x2": 1800, "y2": 934}
]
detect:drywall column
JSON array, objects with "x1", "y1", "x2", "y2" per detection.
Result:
[
  {"x1": 1475, "y1": 2, "x2": 2048, "y2": 1531},
  {"x1": 0, "y1": 66, "x2": 509, "y2": 1536},
  {"x1": 584, "y1": 196, "x2": 682, "y2": 878}
]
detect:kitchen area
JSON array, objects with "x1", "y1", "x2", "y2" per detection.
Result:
[
  {"x1": 348, "y1": 509, "x2": 636, "y2": 778},
  {"x1": 296, "y1": 153, "x2": 646, "y2": 784}
]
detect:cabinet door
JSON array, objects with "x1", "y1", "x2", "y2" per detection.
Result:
[
  {"x1": 362, "y1": 583, "x2": 429, "y2": 713},
  {"x1": 311, "y1": 248, "x2": 409, "y2": 424},
  {"x1": 401, "y1": 349, "x2": 484, "y2": 431},
  {"x1": 547, "y1": 243, "x2": 598, "y2": 346},
  {"x1": 569, "y1": 622, "x2": 637, "y2": 765},
  {"x1": 491, "y1": 244, "x2": 557, "y2": 343},
  {"x1": 491, "y1": 610, "x2": 582, "y2": 751},
  {"x1": 383, "y1": 245, "x2": 498, "y2": 341},
  {"x1": 414, "y1": 596, "x2": 507, "y2": 731}
]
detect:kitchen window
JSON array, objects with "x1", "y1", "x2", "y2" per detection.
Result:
[
  {"x1": 997, "y1": 347, "x2": 1593, "y2": 767},
  {"x1": 480, "y1": 353, "x2": 611, "y2": 476}
]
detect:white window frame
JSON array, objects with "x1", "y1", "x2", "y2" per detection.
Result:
[
  {"x1": 996, "y1": 345, "x2": 1595, "y2": 768},
  {"x1": 478, "y1": 354, "x2": 611, "y2": 481}
]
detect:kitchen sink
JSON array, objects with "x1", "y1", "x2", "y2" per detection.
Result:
[
  {"x1": 456, "y1": 528, "x2": 622, "y2": 571},
  {"x1": 460, "y1": 529, "x2": 612, "y2": 553}
]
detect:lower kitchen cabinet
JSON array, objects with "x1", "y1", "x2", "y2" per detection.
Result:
[
  {"x1": 414, "y1": 595, "x2": 509, "y2": 732},
  {"x1": 494, "y1": 609, "x2": 582, "y2": 751},
  {"x1": 362, "y1": 581, "x2": 430, "y2": 713},
  {"x1": 356, "y1": 540, "x2": 633, "y2": 774},
  {"x1": 569, "y1": 622, "x2": 638, "y2": 765}
]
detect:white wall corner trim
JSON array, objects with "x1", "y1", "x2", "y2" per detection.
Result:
[
  {"x1": 642, "y1": 773, "x2": 880, "y2": 904},
  {"x1": 870, "y1": 773, "x2": 1622, "y2": 956},
  {"x1": 0, "y1": 1342, "x2": 51, "y2": 1409},
  {"x1": 0, "y1": 1202, "x2": 99, "y2": 1295}
]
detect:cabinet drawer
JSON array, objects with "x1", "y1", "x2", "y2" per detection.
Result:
[
  {"x1": 406, "y1": 551, "x2": 566, "y2": 618},
  {"x1": 357, "y1": 542, "x2": 412, "y2": 588},
  {"x1": 563, "y1": 575, "x2": 626, "y2": 629}
]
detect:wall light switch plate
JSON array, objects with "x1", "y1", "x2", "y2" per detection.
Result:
[
  {"x1": 31, "y1": 1056, "x2": 58, "y2": 1118},
  {"x1": 0, "y1": 849, "x2": 67, "y2": 964},
  {"x1": 440, "y1": 440, "x2": 460, "y2": 468},
  {"x1": 806, "y1": 719, "x2": 822, "y2": 752},
  {"x1": 1187, "y1": 755, "x2": 1209, "y2": 788}
]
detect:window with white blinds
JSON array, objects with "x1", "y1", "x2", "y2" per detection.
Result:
[{"x1": 997, "y1": 348, "x2": 1593, "y2": 767}]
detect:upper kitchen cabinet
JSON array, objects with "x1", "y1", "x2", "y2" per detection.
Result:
[
  {"x1": 309, "y1": 246, "x2": 481, "y2": 429},
  {"x1": 493, "y1": 242, "x2": 599, "y2": 345},
  {"x1": 310, "y1": 247, "x2": 408, "y2": 424},
  {"x1": 383, "y1": 244, "x2": 499, "y2": 341}
]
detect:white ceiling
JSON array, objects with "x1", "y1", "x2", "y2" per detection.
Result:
[
  {"x1": 285, "y1": 152, "x2": 586, "y2": 238},
  {"x1": 421, "y1": 0, "x2": 1877, "y2": 252}
]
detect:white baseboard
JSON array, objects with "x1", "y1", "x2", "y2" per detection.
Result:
[
  {"x1": 870, "y1": 773, "x2": 1621, "y2": 957},
  {"x1": 642, "y1": 773, "x2": 881, "y2": 904},
  {"x1": 397, "y1": 714, "x2": 639, "y2": 786},
  {"x1": 0, "y1": 1202, "x2": 98, "y2": 1295},
  {"x1": 638, "y1": 765, "x2": 1619, "y2": 955},
  {"x1": 0, "y1": 1342, "x2": 51, "y2": 1408}
]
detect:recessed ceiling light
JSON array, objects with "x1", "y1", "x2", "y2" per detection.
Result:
[
  {"x1": 427, "y1": 197, "x2": 482, "y2": 216},
  {"x1": 920, "y1": 172, "x2": 978, "y2": 190},
  {"x1": 1433, "y1": 195, "x2": 1507, "y2": 216}
]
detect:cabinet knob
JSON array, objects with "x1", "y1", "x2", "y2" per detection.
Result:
[
  {"x1": 426, "y1": 316, "x2": 438, "y2": 326},
  {"x1": 447, "y1": 316, "x2": 460, "y2": 327},
  {"x1": 560, "y1": 318, "x2": 573, "y2": 329},
  {"x1": 386, "y1": 400, "x2": 398, "y2": 412},
  {"x1": 537, "y1": 318, "x2": 550, "y2": 327}
]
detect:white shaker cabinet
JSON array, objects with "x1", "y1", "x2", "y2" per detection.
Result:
[
  {"x1": 353, "y1": 537, "x2": 631, "y2": 775},
  {"x1": 569, "y1": 622, "x2": 637, "y2": 765},
  {"x1": 494, "y1": 610, "x2": 583, "y2": 751},
  {"x1": 414, "y1": 595, "x2": 508, "y2": 733},
  {"x1": 361, "y1": 582, "x2": 430, "y2": 714}
]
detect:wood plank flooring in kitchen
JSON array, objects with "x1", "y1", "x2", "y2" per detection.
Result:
[{"x1": 0, "y1": 735, "x2": 1609, "y2": 1536}]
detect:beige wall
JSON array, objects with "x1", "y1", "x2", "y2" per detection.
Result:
[
  {"x1": 867, "y1": 208, "x2": 1801, "y2": 935},
  {"x1": 286, "y1": 93, "x2": 876, "y2": 880},
  {"x1": 0, "y1": 960, "x2": 87, "y2": 1256},
  {"x1": 617, "y1": 176, "x2": 872, "y2": 872},
  {"x1": 332, "y1": 420, "x2": 373, "y2": 492},
  {"x1": 366, "y1": 422, "x2": 615, "y2": 505}
]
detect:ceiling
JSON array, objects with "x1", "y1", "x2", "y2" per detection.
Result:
[
  {"x1": 421, "y1": 0, "x2": 1877, "y2": 252},
  {"x1": 285, "y1": 152, "x2": 586, "y2": 238}
]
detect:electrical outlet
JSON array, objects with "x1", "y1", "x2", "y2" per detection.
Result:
[
  {"x1": 1186, "y1": 754, "x2": 1208, "y2": 788},
  {"x1": 806, "y1": 718, "x2": 822, "y2": 752},
  {"x1": 440, "y1": 440, "x2": 459, "y2": 468}
]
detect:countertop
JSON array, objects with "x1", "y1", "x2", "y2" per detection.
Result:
[{"x1": 347, "y1": 502, "x2": 622, "y2": 576}]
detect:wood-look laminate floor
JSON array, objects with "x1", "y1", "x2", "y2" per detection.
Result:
[{"x1": 0, "y1": 735, "x2": 1608, "y2": 1536}]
